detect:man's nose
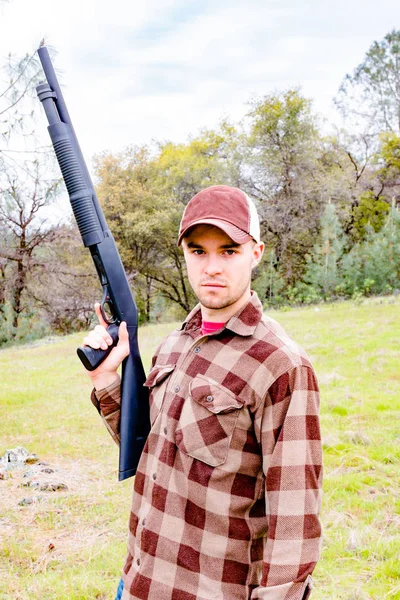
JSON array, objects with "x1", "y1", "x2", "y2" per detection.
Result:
[{"x1": 204, "y1": 254, "x2": 223, "y2": 275}]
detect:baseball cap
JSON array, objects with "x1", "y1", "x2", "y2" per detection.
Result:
[{"x1": 177, "y1": 185, "x2": 260, "y2": 246}]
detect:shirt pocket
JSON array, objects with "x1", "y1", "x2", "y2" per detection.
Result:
[
  {"x1": 175, "y1": 375, "x2": 244, "y2": 467},
  {"x1": 144, "y1": 364, "x2": 175, "y2": 425}
]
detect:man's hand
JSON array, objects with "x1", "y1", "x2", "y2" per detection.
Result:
[{"x1": 82, "y1": 303, "x2": 130, "y2": 390}]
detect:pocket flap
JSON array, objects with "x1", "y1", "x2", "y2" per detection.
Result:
[
  {"x1": 144, "y1": 364, "x2": 175, "y2": 388},
  {"x1": 190, "y1": 376, "x2": 244, "y2": 414}
]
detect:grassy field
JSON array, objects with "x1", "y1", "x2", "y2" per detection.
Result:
[{"x1": 0, "y1": 298, "x2": 399, "y2": 599}]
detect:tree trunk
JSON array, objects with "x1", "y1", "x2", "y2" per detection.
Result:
[
  {"x1": 11, "y1": 259, "x2": 26, "y2": 335},
  {"x1": 145, "y1": 275, "x2": 152, "y2": 322}
]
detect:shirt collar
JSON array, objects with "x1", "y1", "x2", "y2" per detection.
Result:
[{"x1": 181, "y1": 291, "x2": 263, "y2": 338}]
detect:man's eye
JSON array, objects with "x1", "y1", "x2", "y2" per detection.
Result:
[
  {"x1": 193, "y1": 249, "x2": 204, "y2": 255},
  {"x1": 224, "y1": 249, "x2": 237, "y2": 255}
]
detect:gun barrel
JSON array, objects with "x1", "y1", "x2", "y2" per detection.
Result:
[
  {"x1": 36, "y1": 83, "x2": 60, "y2": 125},
  {"x1": 37, "y1": 47, "x2": 74, "y2": 128}
]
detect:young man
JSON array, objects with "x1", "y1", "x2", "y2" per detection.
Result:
[{"x1": 84, "y1": 185, "x2": 323, "y2": 600}]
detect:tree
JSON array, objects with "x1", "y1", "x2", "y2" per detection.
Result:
[
  {"x1": 95, "y1": 146, "x2": 190, "y2": 319},
  {"x1": 318, "y1": 133, "x2": 391, "y2": 242},
  {"x1": 95, "y1": 124, "x2": 243, "y2": 318},
  {"x1": 374, "y1": 132, "x2": 400, "y2": 207},
  {"x1": 0, "y1": 38, "x2": 74, "y2": 342},
  {"x1": 303, "y1": 203, "x2": 347, "y2": 297},
  {"x1": 30, "y1": 223, "x2": 100, "y2": 334},
  {"x1": 341, "y1": 209, "x2": 400, "y2": 296},
  {"x1": 0, "y1": 159, "x2": 59, "y2": 336},
  {"x1": 334, "y1": 132, "x2": 400, "y2": 242},
  {"x1": 0, "y1": 49, "x2": 43, "y2": 148},
  {"x1": 245, "y1": 89, "x2": 324, "y2": 287},
  {"x1": 336, "y1": 29, "x2": 400, "y2": 135}
]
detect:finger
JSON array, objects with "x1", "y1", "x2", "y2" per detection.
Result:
[
  {"x1": 82, "y1": 335, "x2": 102, "y2": 349},
  {"x1": 93, "y1": 331, "x2": 110, "y2": 350},
  {"x1": 84, "y1": 332, "x2": 108, "y2": 350},
  {"x1": 94, "y1": 302, "x2": 108, "y2": 328},
  {"x1": 94, "y1": 324, "x2": 113, "y2": 344}
]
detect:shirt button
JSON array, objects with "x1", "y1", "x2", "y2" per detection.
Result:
[
  {"x1": 152, "y1": 473, "x2": 157, "y2": 480},
  {"x1": 164, "y1": 427, "x2": 168, "y2": 435},
  {"x1": 174, "y1": 385, "x2": 180, "y2": 393},
  {"x1": 142, "y1": 519, "x2": 146, "y2": 526},
  {"x1": 136, "y1": 558, "x2": 140, "y2": 566},
  {"x1": 206, "y1": 395, "x2": 213, "y2": 402},
  {"x1": 194, "y1": 347, "x2": 201, "y2": 353}
]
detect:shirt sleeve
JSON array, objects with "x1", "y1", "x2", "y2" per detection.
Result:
[
  {"x1": 89, "y1": 341, "x2": 163, "y2": 446},
  {"x1": 90, "y1": 375, "x2": 122, "y2": 446},
  {"x1": 251, "y1": 364, "x2": 323, "y2": 600}
]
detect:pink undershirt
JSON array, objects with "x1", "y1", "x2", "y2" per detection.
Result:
[{"x1": 201, "y1": 321, "x2": 226, "y2": 336}]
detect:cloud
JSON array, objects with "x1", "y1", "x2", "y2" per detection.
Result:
[{"x1": 1, "y1": 0, "x2": 399, "y2": 166}]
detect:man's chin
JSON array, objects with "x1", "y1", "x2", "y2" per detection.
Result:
[{"x1": 197, "y1": 291, "x2": 231, "y2": 311}]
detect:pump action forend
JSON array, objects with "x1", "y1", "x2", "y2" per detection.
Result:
[{"x1": 36, "y1": 45, "x2": 150, "y2": 481}]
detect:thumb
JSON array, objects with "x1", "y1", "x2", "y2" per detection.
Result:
[
  {"x1": 113, "y1": 322, "x2": 130, "y2": 361},
  {"x1": 118, "y1": 321, "x2": 129, "y2": 344}
]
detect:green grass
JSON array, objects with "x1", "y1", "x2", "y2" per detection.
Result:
[{"x1": 1, "y1": 299, "x2": 399, "y2": 599}]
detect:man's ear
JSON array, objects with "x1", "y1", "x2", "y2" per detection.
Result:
[{"x1": 252, "y1": 241, "x2": 265, "y2": 268}]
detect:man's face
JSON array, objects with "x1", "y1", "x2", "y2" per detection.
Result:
[{"x1": 182, "y1": 224, "x2": 264, "y2": 316}]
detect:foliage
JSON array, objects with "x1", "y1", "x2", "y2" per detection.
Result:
[
  {"x1": 341, "y1": 210, "x2": 400, "y2": 296},
  {"x1": 350, "y1": 189, "x2": 390, "y2": 240},
  {"x1": 303, "y1": 203, "x2": 346, "y2": 297},
  {"x1": 0, "y1": 159, "x2": 60, "y2": 336},
  {"x1": 374, "y1": 132, "x2": 400, "y2": 209},
  {"x1": 31, "y1": 223, "x2": 100, "y2": 334},
  {"x1": 95, "y1": 145, "x2": 191, "y2": 316},
  {"x1": 95, "y1": 123, "x2": 243, "y2": 316},
  {"x1": 246, "y1": 89, "x2": 324, "y2": 286},
  {"x1": 1, "y1": 30, "x2": 400, "y2": 339},
  {"x1": 0, "y1": 49, "x2": 43, "y2": 146},
  {"x1": 336, "y1": 29, "x2": 400, "y2": 134}
]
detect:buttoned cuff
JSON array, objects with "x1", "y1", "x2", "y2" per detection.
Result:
[
  {"x1": 251, "y1": 575, "x2": 312, "y2": 599},
  {"x1": 90, "y1": 376, "x2": 121, "y2": 445}
]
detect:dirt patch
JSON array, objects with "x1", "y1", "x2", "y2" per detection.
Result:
[{"x1": 0, "y1": 447, "x2": 121, "y2": 574}]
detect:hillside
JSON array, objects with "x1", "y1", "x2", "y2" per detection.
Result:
[{"x1": 0, "y1": 299, "x2": 399, "y2": 599}]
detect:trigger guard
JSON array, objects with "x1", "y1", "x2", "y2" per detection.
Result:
[{"x1": 100, "y1": 289, "x2": 116, "y2": 325}]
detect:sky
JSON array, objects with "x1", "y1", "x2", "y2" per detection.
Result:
[{"x1": 1, "y1": 0, "x2": 400, "y2": 172}]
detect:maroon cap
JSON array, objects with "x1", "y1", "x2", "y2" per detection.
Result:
[{"x1": 177, "y1": 185, "x2": 260, "y2": 246}]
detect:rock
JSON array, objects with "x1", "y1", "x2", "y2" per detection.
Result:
[
  {"x1": 41, "y1": 468, "x2": 54, "y2": 474},
  {"x1": 20, "y1": 480, "x2": 40, "y2": 489},
  {"x1": 0, "y1": 469, "x2": 8, "y2": 480},
  {"x1": 25, "y1": 454, "x2": 39, "y2": 464},
  {"x1": 18, "y1": 497, "x2": 34, "y2": 506},
  {"x1": 39, "y1": 482, "x2": 68, "y2": 492},
  {"x1": 3, "y1": 447, "x2": 30, "y2": 464},
  {"x1": 18, "y1": 496, "x2": 42, "y2": 506}
]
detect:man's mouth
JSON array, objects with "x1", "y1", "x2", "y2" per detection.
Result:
[{"x1": 202, "y1": 282, "x2": 225, "y2": 288}]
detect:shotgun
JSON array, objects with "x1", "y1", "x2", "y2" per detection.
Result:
[{"x1": 36, "y1": 45, "x2": 150, "y2": 481}]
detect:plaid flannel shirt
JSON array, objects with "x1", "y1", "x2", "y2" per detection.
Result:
[{"x1": 92, "y1": 292, "x2": 323, "y2": 600}]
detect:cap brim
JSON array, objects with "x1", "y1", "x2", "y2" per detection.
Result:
[{"x1": 178, "y1": 218, "x2": 253, "y2": 246}]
